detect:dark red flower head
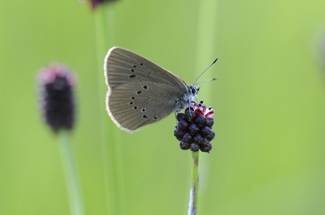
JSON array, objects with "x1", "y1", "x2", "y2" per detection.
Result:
[
  {"x1": 38, "y1": 64, "x2": 76, "y2": 133},
  {"x1": 174, "y1": 101, "x2": 215, "y2": 153}
]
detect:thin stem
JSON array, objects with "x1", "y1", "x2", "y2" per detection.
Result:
[
  {"x1": 195, "y1": 0, "x2": 218, "y2": 92},
  {"x1": 188, "y1": 151, "x2": 199, "y2": 215},
  {"x1": 94, "y1": 4, "x2": 124, "y2": 215},
  {"x1": 94, "y1": 7, "x2": 113, "y2": 215},
  {"x1": 58, "y1": 129, "x2": 84, "y2": 215},
  {"x1": 190, "y1": 1, "x2": 217, "y2": 214}
]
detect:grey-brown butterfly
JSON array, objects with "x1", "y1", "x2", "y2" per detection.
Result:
[{"x1": 104, "y1": 46, "x2": 216, "y2": 132}]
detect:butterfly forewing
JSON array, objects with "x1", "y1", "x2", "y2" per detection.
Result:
[{"x1": 105, "y1": 47, "x2": 188, "y2": 90}]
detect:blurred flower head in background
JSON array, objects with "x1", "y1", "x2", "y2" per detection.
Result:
[
  {"x1": 37, "y1": 64, "x2": 77, "y2": 133},
  {"x1": 82, "y1": 0, "x2": 119, "y2": 10}
]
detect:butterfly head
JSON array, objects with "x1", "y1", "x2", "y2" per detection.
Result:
[
  {"x1": 188, "y1": 84, "x2": 199, "y2": 96},
  {"x1": 185, "y1": 84, "x2": 200, "y2": 104}
]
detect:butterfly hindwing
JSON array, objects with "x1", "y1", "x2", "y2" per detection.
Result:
[{"x1": 107, "y1": 82, "x2": 185, "y2": 131}]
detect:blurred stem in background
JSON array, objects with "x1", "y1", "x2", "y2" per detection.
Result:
[
  {"x1": 59, "y1": 130, "x2": 85, "y2": 215},
  {"x1": 192, "y1": 0, "x2": 218, "y2": 214},
  {"x1": 94, "y1": 2, "x2": 124, "y2": 215}
]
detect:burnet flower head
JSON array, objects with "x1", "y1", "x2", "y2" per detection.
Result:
[
  {"x1": 37, "y1": 64, "x2": 77, "y2": 133},
  {"x1": 174, "y1": 101, "x2": 215, "y2": 153}
]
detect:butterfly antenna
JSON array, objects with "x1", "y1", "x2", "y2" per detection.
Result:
[
  {"x1": 195, "y1": 77, "x2": 218, "y2": 85},
  {"x1": 193, "y1": 58, "x2": 218, "y2": 85}
]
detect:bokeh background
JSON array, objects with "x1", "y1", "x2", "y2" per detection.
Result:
[{"x1": 1, "y1": 0, "x2": 325, "y2": 214}]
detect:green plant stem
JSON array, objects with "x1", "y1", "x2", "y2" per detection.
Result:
[
  {"x1": 94, "y1": 4, "x2": 123, "y2": 215},
  {"x1": 191, "y1": 2, "x2": 218, "y2": 213},
  {"x1": 58, "y1": 129, "x2": 84, "y2": 215},
  {"x1": 188, "y1": 151, "x2": 199, "y2": 215},
  {"x1": 195, "y1": 0, "x2": 218, "y2": 88}
]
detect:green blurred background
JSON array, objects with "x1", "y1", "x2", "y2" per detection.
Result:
[{"x1": 1, "y1": 0, "x2": 325, "y2": 214}]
